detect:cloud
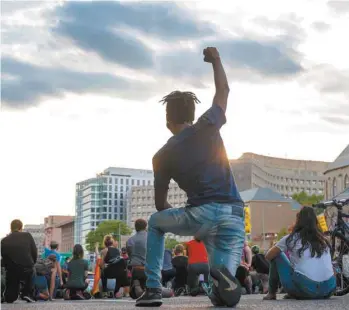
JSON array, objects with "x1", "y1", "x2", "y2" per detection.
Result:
[
  {"x1": 1, "y1": 56, "x2": 156, "y2": 109},
  {"x1": 312, "y1": 21, "x2": 331, "y2": 32},
  {"x1": 54, "y1": 1, "x2": 216, "y2": 69},
  {"x1": 322, "y1": 115, "x2": 349, "y2": 126},
  {"x1": 328, "y1": 0, "x2": 349, "y2": 14}
]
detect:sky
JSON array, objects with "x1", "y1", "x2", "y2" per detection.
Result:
[{"x1": 1, "y1": 0, "x2": 349, "y2": 237}]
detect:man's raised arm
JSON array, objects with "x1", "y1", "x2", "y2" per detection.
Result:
[{"x1": 203, "y1": 47, "x2": 230, "y2": 113}]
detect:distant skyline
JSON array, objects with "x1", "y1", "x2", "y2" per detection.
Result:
[{"x1": 1, "y1": 1, "x2": 348, "y2": 238}]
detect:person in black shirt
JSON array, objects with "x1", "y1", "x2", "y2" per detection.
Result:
[
  {"x1": 171, "y1": 244, "x2": 188, "y2": 296},
  {"x1": 99, "y1": 235, "x2": 128, "y2": 298},
  {"x1": 1, "y1": 219, "x2": 37, "y2": 303},
  {"x1": 251, "y1": 246, "x2": 269, "y2": 294}
]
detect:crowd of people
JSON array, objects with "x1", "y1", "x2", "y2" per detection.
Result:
[
  {"x1": 0, "y1": 47, "x2": 340, "y2": 307},
  {"x1": 1, "y1": 206, "x2": 338, "y2": 305}
]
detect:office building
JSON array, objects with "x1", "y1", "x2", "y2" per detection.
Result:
[
  {"x1": 75, "y1": 167, "x2": 153, "y2": 249},
  {"x1": 44, "y1": 215, "x2": 74, "y2": 248},
  {"x1": 128, "y1": 183, "x2": 190, "y2": 242},
  {"x1": 230, "y1": 153, "x2": 329, "y2": 197},
  {"x1": 56, "y1": 219, "x2": 75, "y2": 252},
  {"x1": 23, "y1": 224, "x2": 45, "y2": 255}
]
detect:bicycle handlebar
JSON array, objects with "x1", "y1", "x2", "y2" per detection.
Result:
[{"x1": 313, "y1": 198, "x2": 349, "y2": 209}]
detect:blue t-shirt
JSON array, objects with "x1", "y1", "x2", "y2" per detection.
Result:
[
  {"x1": 44, "y1": 248, "x2": 61, "y2": 265},
  {"x1": 153, "y1": 104, "x2": 242, "y2": 207}
]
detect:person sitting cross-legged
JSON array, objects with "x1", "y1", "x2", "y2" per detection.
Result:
[
  {"x1": 263, "y1": 206, "x2": 336, "y2": 301},
  {"x1": 171, "y1": 244, "x2": 188, "y2": 296}
]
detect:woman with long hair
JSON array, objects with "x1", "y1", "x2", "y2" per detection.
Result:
[
  {"x1": 99, "y1": 235, "x2": 129, "y2": 298},
  {"x1": 263, "y1": 206, "x2": 336, "y2": 300},
  {"x1": 64, "y1": 244, "x2": 89, "y2": 300}
]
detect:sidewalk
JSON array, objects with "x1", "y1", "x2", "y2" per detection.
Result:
[{"x1": 2, "y1": 294, "x2": 348, "y2": 310}]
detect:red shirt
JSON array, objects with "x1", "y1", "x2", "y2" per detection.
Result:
[{"x1": 186, "y1": 240, "x2": 208, "y2": 265}]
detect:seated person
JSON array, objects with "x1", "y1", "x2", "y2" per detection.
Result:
[
  {"x1": 126, "y1": 219, "x2": 147, "y2": 299},
  {"x1": 184, "y1": 239, "x2": 209, "y2": 296},
  {"x1": 43, "y1": 241, "x2": 63, "y2": 299},
  {"x1": 64, "y1": 244, "x2": 89, "y2": 300},
  {"x1": 236, "y1": 242, "x2": 253, "y2": 294},
  {"x1": 162, "y1": 249, "x2": 176, "y2": 287},
  {"x1": 34, "y1": 275, "x2": 49, "y2": 301},
  {"x1": 171, "y1": 244, "x2": 188, "y2": 295},
  {"x1": 62, "y1": 257, "x2": 70, "y2": 285},
  {"x1": 264, "y1": 206, "x2": 336, "y2": 300},
  {"x1": 100, "y1": 235, "x2": 128, "y2": 298},
  {"x1": 250, "y1": 245, "x2": 269, "y2": 294}
]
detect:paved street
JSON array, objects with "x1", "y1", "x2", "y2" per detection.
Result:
[{"x1": 2, "y1": 294, "x2": 348, "y2": 310}]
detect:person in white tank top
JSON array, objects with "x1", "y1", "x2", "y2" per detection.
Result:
[{"x1": 263, "y1": 206, "x2": 336, "y2": 301}]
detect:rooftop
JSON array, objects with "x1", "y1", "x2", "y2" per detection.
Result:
[
  {"x1": 324, "y1": 144, "x2": 349, "y2": 173},
  {"x1": 240, "y1": 187, "x2": 302, "y2": 210}
]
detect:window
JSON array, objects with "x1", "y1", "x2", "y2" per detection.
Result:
[
  {"x1": 120, "y1": 193, "x2": 124, "y2": 199},
  {"x1": 142, "y1": 180, "x2": 145, "y2": 186},
  {"x1": 109, "y1": 185, "x2": 112, "y2": 191},
  {"x1": 121, "y1": 186, "x2": 124, "y2": 192},
  {"x1": 103, "y1": 192, "x2": 107, "y2": 198},
  {"x1": 108, "y1": 214, "x2": 112, "y2": 220},
  {"x1": 114, "y1": 200, "x2": 118, "y2": 205},
  {"x1": 114, "y1": 207, "x2": 118, "y2": 213},
  {"x1": 91, "y1": 208, "x2": 95, "y2": 212},
  {"x1": 103, "y1": 200, "x2": 107, "y2": 205},
  {"x1": 137, "y1": 180, "x2": 140, "y2": 186},
  {"x1": 121, "y1": 179, "x2": 124, "y2": 184},
  {"x1": 114, "y1": 193, "x2": 118, "y2": 199},
  {"x1": 109, "y1": 207, "x2": 112, "y2": 212},
  {"x1": 109, "y1": 178, "x2": 112, "y2": 183},
  {"x1": 132, "y1": 180, "x2": 134, "y2": 186},
  {"x1": 103, "y1": 207, "x2": 107, "y2": 212},
  {"x1": 345, "y1": 174, "x2": 349, "y2": 189},
  {"x1": 333, "y1": 177, "x2": 337, "y2": 197},
  {"x1": 126, "y1": 179, "x2": 129, "y2": 185},
  {"x1": 109, "y1": 193, "x2": 112, "y2": 198},
  {"x1": 120, "y1": 200, "x2": 123, "y2": 206},
  {"x1": 109, "y1": 200, "x2": 112, "y2": 205},
  {"x1": 115, "y1": 178, "x2": 118, "y2": 184},
  {"x1": 115, "y1": 186, "x2": 118, "y2": 191},
  {"x1": 148, "y1": 180, "x2": 151, "y2": 185}
]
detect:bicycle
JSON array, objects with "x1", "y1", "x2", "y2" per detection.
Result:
[{"x1": 313, "y1": 197, "x2": 349, "y2": 296}]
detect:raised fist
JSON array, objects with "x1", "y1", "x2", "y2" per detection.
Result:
[{"x1": 203, "y1": 47, "x2": 220, "y2": 63}]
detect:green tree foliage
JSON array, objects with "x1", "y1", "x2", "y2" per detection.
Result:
[
  {"x1": 277, "y1": 227, "x2": 288, "y2": 241},
  {"x1": 165, "y1": 237, "x2": 180, "y2": 250},
  {"x1": 85, "y1": 220, "x2": 132, "y2": 252},
  {"x1": 292, "y1": 191, "x2": 324, "y2": 207}
]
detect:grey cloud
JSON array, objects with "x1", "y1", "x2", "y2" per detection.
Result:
[
  {"x1": 252, "y1": 14, "x2": 306, "y2": 48},
  {"x1": 312, "y1": 21, "x2": 331, "y2": 32},
  {"x1": 53, "y1": 1, "x2": 216, "y2": 69},
  {"x1": 1, "y1": 57, "x2": 156, "y2": 109},
  {"x1": 328, "y1": 1, "x2": 349, "y2": 13},
  {"x1": 322, "y1": 116, "x2": 349, "y2": 125}
]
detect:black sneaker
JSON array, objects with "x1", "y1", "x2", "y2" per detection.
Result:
[
  {"x1": 136, "y1": 288, "x2": 162, "y2": 307},
  {"x1": 209, "y1": 266, "x2": 242, "y2": 308},
  {"x1": 21, "y1": 296, "x2": 36, "y2": 303}
]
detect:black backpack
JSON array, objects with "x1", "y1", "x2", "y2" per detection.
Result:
[{"x1": 35, "y1": 258, "x2": 54, "y2": 276}]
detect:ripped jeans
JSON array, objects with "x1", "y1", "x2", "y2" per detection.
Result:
[{"x1": 144, "y1": 203, "x2": 245, "y2": 289}]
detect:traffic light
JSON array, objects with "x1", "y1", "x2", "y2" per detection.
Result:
[
  {"x1": 245, "y1": 207, "x2": 251, "y2": 234},
  {"x1": 317, "y1": 213, "x2": 328, "y2": 233}
]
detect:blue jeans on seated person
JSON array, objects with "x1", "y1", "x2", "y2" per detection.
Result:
[
  {"x1": 269, "y1": 252, "x2": 336, "y2": 299},
  {"x1": 145, "y1": 203, "x2": 245, "y2": 294}
]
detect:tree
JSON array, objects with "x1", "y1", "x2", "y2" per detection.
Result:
[
  {"x1": 292, "y1": 191, "x2": 324, "y2": 207},
  {"x1": 85, "y1": 220, "x2": 132, "y2": 252},
  {"x1": 165, "y1": 237, "x2": 180, "y2": 250},
  {"x1": 277, "y1": 227, "x2": 288, "y2": 241}
]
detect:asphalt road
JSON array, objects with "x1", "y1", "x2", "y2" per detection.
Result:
[{"x1": 2, "y1": 294, "x2": 348, "y2": 310}]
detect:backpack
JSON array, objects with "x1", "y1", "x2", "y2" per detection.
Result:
[{"x1": 35, "y1": 258, "x2": 54, "y2": 276}]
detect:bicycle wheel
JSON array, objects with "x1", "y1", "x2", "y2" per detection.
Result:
[{"x1": 331, "y1": 232, "x2": 349, "y2": 296}]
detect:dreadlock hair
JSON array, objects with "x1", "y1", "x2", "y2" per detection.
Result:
[{"x1": 159, "y1": 91, "x2": 200, "y2": 124}]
